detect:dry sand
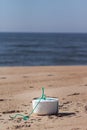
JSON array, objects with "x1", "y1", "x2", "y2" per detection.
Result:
[{"x1": 0, "y1": 66, "x2": 87, "y2": 130}]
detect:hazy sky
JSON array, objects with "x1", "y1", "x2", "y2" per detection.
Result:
[{"x1": 0, "y1": 0, "x2": 87, "y2": 32}]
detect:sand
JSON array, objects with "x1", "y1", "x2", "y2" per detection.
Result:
[{"x1": 0, "y1": 66, "x2": 87, "y2": 130}]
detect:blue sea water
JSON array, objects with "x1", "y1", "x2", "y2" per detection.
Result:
[{"x1": 0, "y1": 32, "x2": 87, "y2": 66}]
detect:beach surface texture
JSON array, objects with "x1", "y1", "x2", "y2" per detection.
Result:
[{"x1": 0, "y1": 66, "x2": 87, "y2": 130}]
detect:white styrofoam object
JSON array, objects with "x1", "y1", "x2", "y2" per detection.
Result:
[{"x1": 32, "y1": 97, "x2": 58, "y2": 115}]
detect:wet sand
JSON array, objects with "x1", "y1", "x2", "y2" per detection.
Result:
[{"x1": 0, "y1": 66, "x2": 87, "y2": 130}]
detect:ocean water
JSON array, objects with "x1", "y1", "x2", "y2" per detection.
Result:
[{"x1": 0, "y1": 32, "x2": 87, "y2": 66}]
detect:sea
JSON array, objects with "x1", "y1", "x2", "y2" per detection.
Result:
[{"x1": 0, "y1": 32, "x2": 87, "y2": 66}]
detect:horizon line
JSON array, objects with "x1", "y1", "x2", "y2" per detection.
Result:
[{"x1": 0, "y1": 31, "x2": 87, "y2": 34}]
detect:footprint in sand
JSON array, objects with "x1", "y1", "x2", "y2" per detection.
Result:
[
  {"x1": 0, "y1": 99, "x2": 5, "y2": 101},
  {"x1": 71, "y1": 128, "x2": 80, "y2": 130},
  {"x1": 15, "y1": 125, "x2": 24, "y2": 129},
  {"x1": 62, "y1": 98, "x2": 66, "y2": 100},
  {"x1": 48, "y1": 74, "x2": 54, "y2": 76},
  {"x1": 37, "y1": 118, "x2": 41, "y2": 122},
  {"x1": 29, "y1": 86, "x2": 34, "y2": 88},
  {"x1": 0, "y1": 77, "x2": 6, "y2": 79},
  {"x1": 0, "y1": 99, "x2": 11, "y2": 102},
  {"x1": 67, "y1": 93, "x2": 80, "y2": 96},
  {"x1": 2, "y1": 110, "x2": 20, "y2": 114},
  {"x1": 23, "y1": 75, "x2": 29, "y2": 78},
  {"x1": 84, "y1": 105, "x2": 87, "y2": 113},
  {"x1": 76, "y1": 102, "x2": 82, "y2": 107},
  {"x1": 0, "y1": 118, "x2": 4, "y2": 120},
  {"x1": 48, "y1": 85, "x2": 53, "y2": 87},
  {"x1": 63, "y1": 101, "x2": 72, "y2": 105},
  {"x1": 14, "y1": 124, "x2": 31, "y2": 129},
  {"x1": 59, "y1": 101, "x2": 72, "y2": 111}
]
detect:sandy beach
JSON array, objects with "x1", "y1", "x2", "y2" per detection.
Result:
[{"x1": 0, "y1": 66, "x2": 87, "y2": 130}]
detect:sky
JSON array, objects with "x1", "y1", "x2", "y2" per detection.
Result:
[{"x1": 0, "y1": 0, "x2": 87, "y2": 33}]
